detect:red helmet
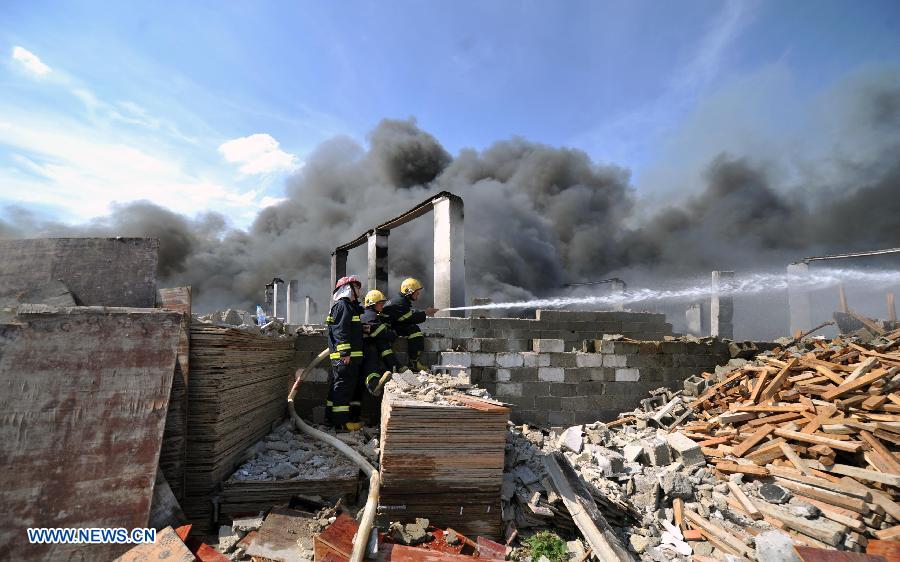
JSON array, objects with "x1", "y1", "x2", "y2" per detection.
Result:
[{"x1": 334, "y1": 275, "x2": 362, "y2": 293}]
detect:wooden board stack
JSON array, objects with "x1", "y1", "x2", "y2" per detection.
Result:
[
  {"x1": 673, "y1": 330, "x2": 900, "y2": 553},
  {"x1": 221, "y1": 476, "x2": 361, "y2": 517},
  {"x1": 379, "y1": 391, "x2": 510, "y2": 538},
  {"x1": 182, "y1": 324, "x2": 296, "y2": 531}
]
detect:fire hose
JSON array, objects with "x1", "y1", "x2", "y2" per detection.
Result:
[{"x1": 287, "y1": 348, "x2": 379, "y2": 562}]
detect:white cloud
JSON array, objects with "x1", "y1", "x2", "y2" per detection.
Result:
[
  {"x1": 259, "y1": 195, "x2": 287, "y2": 208},
  {"x1": 0, "y1": 115, "x2": 271, "y2": 224},
  {"x1": 11, "y1": 46, "x2": 51, "y2": 76},
  {"x1": 218, "y1": 133, "x2": 298, "y2": 175}
]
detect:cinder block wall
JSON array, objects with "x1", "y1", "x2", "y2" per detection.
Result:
[
  {"x1": 439, "y1": 338, "x2": 736, "y2": 426},
  {"x1": 293, "y1": 310, "x2": 680, "y2": 422}
]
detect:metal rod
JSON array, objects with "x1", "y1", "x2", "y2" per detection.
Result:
[{"x1": 792, "y1": 247, "x2": 900, "y2": 265}]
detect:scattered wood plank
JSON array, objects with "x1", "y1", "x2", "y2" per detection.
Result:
[{"x1": 726, "y1": 481, "x2": 761, "y2": 520}]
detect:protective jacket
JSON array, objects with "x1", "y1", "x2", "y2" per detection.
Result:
[
  {"x1": 326, "y1": 298, "x2": 364, "y2": 360},
  {"x1": 361, "y1": 307, "x2": 399, "y2": 368},
  {"x1": 383, "y1": 293, "x2": 426, "y2": 326}
]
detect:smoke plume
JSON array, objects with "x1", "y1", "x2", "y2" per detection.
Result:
[{"x1": 2, "y1": 68, "x2": 899, "y2": 338}]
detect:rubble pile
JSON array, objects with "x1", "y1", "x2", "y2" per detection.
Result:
[
  {"x1": 229, "y1": 421, "x2": 378, "y2": 483},
  {"x1": 193, "y1": 308, "x2": 290, "y2": 337},
  {"x1": 502, "y1": 332, "x2": 900, "y2": 561},
  {"x1": 387, "y1": 370, "x2": 493, "y2": 404}
]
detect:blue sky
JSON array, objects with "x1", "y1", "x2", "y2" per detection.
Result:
[{"x1": 1, "y1": 0, "x2": 899, "y2": 227}]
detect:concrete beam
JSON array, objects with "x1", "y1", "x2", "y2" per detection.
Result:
[
  {"x1": 787, "y1": 262, "x2": 812, "y2": 336},
  {"x1": 710, "y1": 271, "x2": 734, "y2": 339},
  {"x1": 367, "y1": 229, "x2": 389, "y2": 293},
  {"x1": 272, "y1": 280, "x2": 285, "y2": 319},
  {"x1": 433, "y1": 196, "x2": 465, "y2": 317}
]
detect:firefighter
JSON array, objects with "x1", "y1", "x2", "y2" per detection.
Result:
[
  {"x1": 361, "y1": 289, "x2": 398, "y2": 396},
  {"x1": 325, "y1": 275, "x2": 365, "y2": 431},
  {"x1": 383, "y1": 278, "x2": 438, "y2": 371}
]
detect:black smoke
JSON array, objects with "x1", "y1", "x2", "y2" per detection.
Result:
[{"x1": 2, "y1": 70, "x2": 900, "y2": 335}]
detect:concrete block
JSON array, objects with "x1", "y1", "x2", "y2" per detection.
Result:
[
  {"x1": 548, "y1": 383, "x2": 579, "y2": 397},
  {"x1": 471, "y1": 353, "x2": 495, "y2": 367},
  {"x1": 534, "y1": 396, "x2": 561, "y2": 410},
  {"x1": 532, "y1": 339, "x2": 564, "y2": 353},
  {"x1": 440, "y1": 352, "x2": 471, "y2": 367},
  {"x1": 557, "y1": 425, "x2": 583, "y2": 453},
  {"x1": 560, "y1": 396, "x2": 591, "y2": 411},
  {"x1": 587, "y1": 367, "x2": 615, "y2": 382},
  {"x1": 496, "y1": 352, "x2": 524, "y2": 368},
  {"x1": 665, "y1": 431, "x2": 705, "y2": 467},
  {"x1": 683, "y1": 374, "x2": 708, "y2": 396},
  {"x1": 549, "y1": 353, "x2": 577, "y2": 368},
  {"x1": 506, "y1": 367, "x2": 539, "y2": 381},
  {"x1": 615, "y1": 368, "x2": 641, "y2": 382},
  {"x1": 640, "y1": 437, "x2": 672, "y2": 466},
  {"x1": 549, "y1": 411, "x2": 575, "y2": 426},
  {"x1": 464, "y1": 338, "x2": 481, "y2": 352},
  {"x1": 602, "y1": 354, "x2": 627, "y2": 367},
  {"x1": 563, "y1": 368, "x2": 592, "y2": 383},
  {"x1": 575, "y1": 353, "x2": 604, "y2": 367},
  {"x1": 496, "y1": 368, "x2": 511, "y2": 382},
  {"x1": 495, "y1": 383, "x2": 523, "y2": 397},
  {"x1": 424, "y1": 337, "x2": 453, "y2": 352},
  {"x1": 538, "y1": 367, "x2": 565, "y2": 382},
  {"x1": 521, "y1": 382, "x2": 551, "y2": 397}
]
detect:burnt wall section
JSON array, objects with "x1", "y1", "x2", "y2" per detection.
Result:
[
  {"x1": 0, "y1": 238, "x2": 159, "y2": 307},
  {"x1": 0, "y1": 305, "x2": 181, "y2": 561}
]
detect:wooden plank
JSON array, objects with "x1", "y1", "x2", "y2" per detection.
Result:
[
  {"x1": 726, "y1": 481, "x2": 761, "y2": 520},
  {"x1": 750, "y1": 499, "x2": 846, "y2": 546},
  {"x1": 771, "y1": 478, "x2": 870, "y2": 514},
  {"x1": 822, "y1": 365, "x2": 898, "y2": 401},
  {"x1": 765, "y1": 467, "x2": 871, "y2": 500},
  {"x1": 774, "y1": 428, "x2": 864, "y2": 453},
  {"x1": 794, "y1": 496, "x2": 866, "y2": 534},
  {"x1": 779, "y1": 442, "x2": 813, "y2": 476},
  {"x1": 859, "y1": 430, "x2": 900, "y2": 475},
  {"x1": 542, "y1": 453, "x2": 635, "y2": 562},
  {"x1": 672, "y1": 498, "x2": 684, "y2": 530},
  {"x1": 876, "y1": 525, "x2": 900, "y2": 541},
  {"x1": 759, "y1": 358, "x2": 799, "y2": 402},
  {"x1": 715, "y1": 463, "x2": 769, "y2": 477},
  {"x1": 816, "y1": 463, "x2": 900, "y2": 487},
  {"x1": 683, "y1": 510, "x2": 754, "y2": 558},
  {"x1": 750, "y1": 370, "x2": 769, "y2": 404},
  {"x1": 732, "y1": 424, "x2": 775, "y2": 458}
]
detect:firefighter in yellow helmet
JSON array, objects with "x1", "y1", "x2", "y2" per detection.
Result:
[
  {"x1": 382, "y1": 278, "x2": 438, "y2": 371},
  {"x1": 360, "y1": 289, "x2": 397, "y2": 396}
]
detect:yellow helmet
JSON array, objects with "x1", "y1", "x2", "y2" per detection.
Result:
[
  {"x1": 400, "y1": 278, "x2": 423, "y2": 296},
  {"x1": 364, "y1": 289, "x2": 387, "y2": 307}
]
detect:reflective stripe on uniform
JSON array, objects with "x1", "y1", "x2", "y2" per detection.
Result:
[
  {"x1": 349, "y1": 401, "x2": 361, "y2": 406},
  {"x1": 326, "y1": 315, "x2": 334, "y2": 323},
  {"x1": 326, "y1": 401, "x2": 333, "y2": 407},
  {"x1": 370, "y1": 324, "x2": 386, "y2": 337},
  {"x1": 351, "y1": 315, "x2": 361, "y2": 322},
  {"x1": 330, "y1": 352, "x2": 341, "y2": 359},
  {"x1": 366, "y1": 373, "x2": 380, "y2": 384},
  {"x1": 350, "y1": 351, "x2": 363, "y2": 357},
  {"x1": 381, "y1": 349, "x2": 394, "y2": 357},
  {"x1": 398, "y1": 311, "x2": 413, "y2": 321},
  {"x1": 336, "y1": 343, "x2": 351, "y2": 351},
  {"x1": 407, "y1": 331, "x2": 424, "y2": 339},
  {"x1": 332, "y1": 405, "x2": 350, "y2": 413}
]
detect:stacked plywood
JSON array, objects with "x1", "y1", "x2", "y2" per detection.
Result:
[
  {"x1": 183, "y1": 324, "x2": 296, "y2": 530},
  {"x1": 379, "y1": 391, "x2": 509, "y2": 538}
]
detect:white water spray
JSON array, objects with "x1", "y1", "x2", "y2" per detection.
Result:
[{"x1": 443, "y1": 268, "x2": 900, "y2": 312}]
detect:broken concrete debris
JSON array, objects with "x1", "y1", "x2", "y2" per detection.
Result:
[
  {"x1": 193, "y1": 307, "x2": 292, "y2": 337},
  {"x1": 229, "y1": 421, "x2": 365, "y2": 483},
  {"x1": 500, "y1": 333, "x2": 900, "y2": 561}
]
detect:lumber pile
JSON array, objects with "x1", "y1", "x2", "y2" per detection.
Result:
[
  {"x1": 182, "y1": 323, "x2": 296, "y2": 531},
  {"x1": 674, "y1": 333, "x2": 900, "y2": 553},
  {"x1": 378, "y1": 372, "x2": 510, "y2": 538}
]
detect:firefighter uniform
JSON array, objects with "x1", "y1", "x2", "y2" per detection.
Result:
[
  {"x1": 361, "y1": 306, "x2": 399, "y2": 393},
  {"x1": 326, "y1": 296, "x2": 365, "y2": 427},
  {"x1": 383, "y1": 292, "x2": 427, "y2": 369}
]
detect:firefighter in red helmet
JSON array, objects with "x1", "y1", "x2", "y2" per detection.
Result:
[{"x1": 325, "y1": 275, "x2": 365, "y2": 431}]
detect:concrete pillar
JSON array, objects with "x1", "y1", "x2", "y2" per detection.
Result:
[
  {"x1": 686, "y1": 303, "x2": 703, "y2": 336},
  {"x1": 787, "y1": 262, "x2": 812, "y2": 336},
  {"x1": 433, "y1": 196, "x2": 465, "y2": 317},
  {"x1": 609, "y1": 279, "x2": 626, "y2": 311},
  {"x1": 330, "y1": 250, "x2": 348, "y2": 292},
  {"x1": 272, "y1": 279, "x2": 285, "y2": 320},
  {"x1": 710, "y1": 271, "x2": 734, "y2": 339},
  {"x1": 304, "y1": 296, "x2": 313, "y2": 325},
  {"x1": 286, "y1": 280, "x2": 299, "y2": 324},
  {"x1": 367, "y1": 229, "x2": 389, "y2": 292},
  {"x1": 264, "y1": 283, "x2": 274, "y2": 316}
]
